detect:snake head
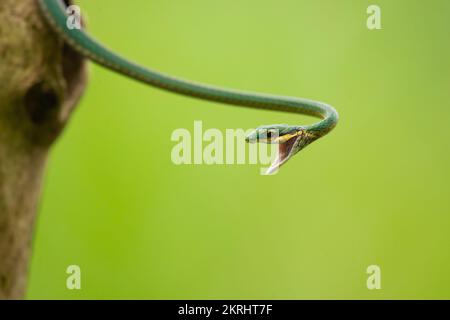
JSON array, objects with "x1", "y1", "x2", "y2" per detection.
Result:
[{"x1": 246, "y1": 124, "x2": 318, "y2": 174}]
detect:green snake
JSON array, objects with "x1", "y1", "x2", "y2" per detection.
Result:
[{"x1": 38, "y1": 0, "x2": 338, "y2": 174}]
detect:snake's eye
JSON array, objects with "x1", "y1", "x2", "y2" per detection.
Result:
[{"x1": 266, "y1": 130, "x2": 277, "y2": 139}]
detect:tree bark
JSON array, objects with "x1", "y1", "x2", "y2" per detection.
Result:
[{"x1": 0, "y1": 0, "x2": 86, "y2": 299}]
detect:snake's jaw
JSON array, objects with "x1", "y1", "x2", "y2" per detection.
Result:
[
  {"x1": 265, "y1": 134, "x2": 300, "y2": 174},
  {"x1": 246, "y1": 125, "x2": 318, "y2": 174},
  {"x1": 266, "y1": 130, "x2": 316, "y2": 174}
]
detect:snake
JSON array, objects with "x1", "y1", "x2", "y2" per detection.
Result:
[{"x1": 38, "y1": 0, "x2": 338, "y2": 174}]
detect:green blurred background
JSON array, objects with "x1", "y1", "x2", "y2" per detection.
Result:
[{"x1": 27, "y1": 0, "x2": 450, "y2": 299}]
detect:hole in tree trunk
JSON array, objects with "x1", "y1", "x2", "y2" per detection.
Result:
[{"x1": 24, "y1": 82, "x2": 59, "y2": 125}]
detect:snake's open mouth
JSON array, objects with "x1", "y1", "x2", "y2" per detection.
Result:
[{"x1": 266, "y1": 135, "x2": 300, "y2": 174}]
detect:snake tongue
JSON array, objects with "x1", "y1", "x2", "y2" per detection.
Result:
[{"x1": 265, "y1": 136, "x2": 299, "y2": 175}]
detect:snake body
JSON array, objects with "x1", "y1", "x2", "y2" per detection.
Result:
[{"x1": 38, "y1": 0, "x2": 338, "y2": 173}]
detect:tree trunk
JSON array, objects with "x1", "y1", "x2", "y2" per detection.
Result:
[{"x1": 0, "y1": 0, "x2": 86, "y2": 299}]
